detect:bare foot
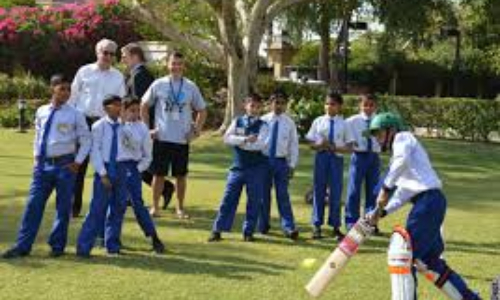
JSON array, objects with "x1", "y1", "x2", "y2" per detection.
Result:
[{"x1": 149, "y1": 208, "x2": 161, "y2": 218}]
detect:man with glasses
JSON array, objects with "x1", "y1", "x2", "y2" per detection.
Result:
[{"x1": 69, "y1": 38, "x2": 126, "y2": 218}]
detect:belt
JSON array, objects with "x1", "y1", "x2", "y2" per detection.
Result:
[
  {"x1": 269, "y1": 156, "x2": 286, "y2": 161},
  {"x1": 39, "y1": 154, "x2": 75, "y2": 165},
  {"x1": 120, "y1": 160, "x2": 138, "y2": 165}
]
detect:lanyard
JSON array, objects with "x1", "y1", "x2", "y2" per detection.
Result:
[{"x1": 169, "y1": 77, "x2": 184, "y2": 105}]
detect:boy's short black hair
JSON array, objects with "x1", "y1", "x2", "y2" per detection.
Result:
[
  {"x1": 359, "y1": 93, "x2": 377, "y2": 103},
  {"x1": 123, "y1": 96, "x2": 141, "y2": 109},
  {"x1": 269, "y1": 88, "x2": 288, "y2": 102},
  {"x1": 50, "y1": 74, "x2": 70, "y2": 87},
  {"x1": 103, "y1": 94, "x2": 122, "y2": 107},
  {"x1": 326, "y1": 90, "x2": 343, "y2": 105},
  {"x1": 245, "y1": 93, "x2": 262, "y2": 103},
  {"x1": 168, "y1": 51, "x2": 184, "y2": 60}
]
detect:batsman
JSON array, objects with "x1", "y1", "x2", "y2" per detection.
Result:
[{"x1": 365, "y1": 112, "x2": 481, "y2": 300}]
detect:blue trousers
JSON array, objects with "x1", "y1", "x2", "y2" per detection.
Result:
[
  {"x1": 14, "y1": 155, "x2": 76, "y2": 253},
  {"x1": 77, "y1": 163, "x2": 127, "y2": 255},
  {"x1": 345, "y1": 152, "x2": 380, "y2": 228},
  {"x1": 123, "y1": 161, "x2": 157, "y2": 237},
  {"x1": 259, "y1": 158, "x2": 296, "y2": 233},
  {"x1": 212, "y1": 163, "x2": 265, "y2": 235},
  {"x1": 408, "y1": 190, "x2": 478, "y2": 300},
  {"x1": 312, "y1": 152, "x2": 343, "y2": 228}
]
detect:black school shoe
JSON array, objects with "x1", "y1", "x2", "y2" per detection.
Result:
[
  {"x1": 312, "y1": 227, "x2": 322, "y2": 240},
  {"x1": 49, "y1": 250, "x2": 65, "y2": 258},
  {"x1": 152, "y1": 235, "x2": 165, "y2": 254},
  {"x1": 332, "y1": 227, "x2": 345, "y2": 242},
  {"x1": 2, "y1": 248, "x2": 30, "y2": 259},
  {"x1": 208, "y1": 232, "x2": 222, "y2": 242},
  {"x1": 76, "y1": 251, "x2": 91, "y2": 259},
  {"x1": 285, "y1": 230, "x2": 299, "y2": 241},
  {"x1": 243, "y1": 234, "x2": 255, "y2": 242},
  {"x1": 260, "y1": 225, "x2": 271, "y2": 235}
]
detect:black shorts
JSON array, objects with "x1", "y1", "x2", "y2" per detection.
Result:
[{"x1": 150, "y1": 140, "x2": 190, "y2": 177}]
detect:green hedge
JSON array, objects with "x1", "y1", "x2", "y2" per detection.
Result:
[
  {"x1": 257, "y1": 79, "x2": 500, "y2": 142},
  {"x1": 0, "y1": 103, "x2": 37, "y2": 128},
  {"x1": 0, "y1": 73, "x2": 50, "y2": 102},
  {"x1": 1, "y1": 75, "x2": 498, "y2": 143}
]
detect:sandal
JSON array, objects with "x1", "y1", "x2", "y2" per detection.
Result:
[
  {"x1": 149, "y1": 208, "x2": 161, "y2": 218},
  {"x1": 176, "y1": 210, "x2": 190, "y2": 219}
]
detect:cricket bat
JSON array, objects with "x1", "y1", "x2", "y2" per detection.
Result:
[{"x1": 305, "y1": 219, "x2": 375, "y2": 298}]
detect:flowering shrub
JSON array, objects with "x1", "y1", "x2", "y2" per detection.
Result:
[{"x1": 0, "y1": 0, "x2": 142, "y2": 78}]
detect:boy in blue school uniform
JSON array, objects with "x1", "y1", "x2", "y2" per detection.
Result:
[
  {"x1": 306, "y1": 92, "x2": 354, "y2": 241},
  {"x1": 259, "y1": 91, "x2": 299, "y2": 240},
  {"x1": 344, "y1": 94, "x2": 381, "y2": 232},
  {"x1": 208, "y1": 94, "x2": 268, "y2": 242},
  {"x1": 2, "y1": 74, "x2": 91, "y2": 259},
  {"x1": 366, "y1": 112, "x2": 481, "y2": 300},
  {"x1": 120, "y1": 97, "x2": 165, "y2": 253},
  {"x1": 77, "y1": 95, "x2": 128, "y2": 257}
]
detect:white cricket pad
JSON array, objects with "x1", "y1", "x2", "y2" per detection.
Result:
[
  {"x1": 415, "y1": 260, "x2": 464, "y2": 300},
  {"x1": 388, "y1": 228, "x2": 415, "y2": 300}
]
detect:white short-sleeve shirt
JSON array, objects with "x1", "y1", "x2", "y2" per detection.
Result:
[
  {"x1": 142, "y1": 76, "x2": 206, "y2": 144},
  {"x1": 306, "y1": 115, "x2": 354, "y2": 156}
]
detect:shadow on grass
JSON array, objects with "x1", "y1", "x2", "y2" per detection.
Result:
[
  {"x1": 63, "y1": 241, "x2": 290, "y2": 280},
  {"x1": 444, "y1": 240, "x2": 500, "y2": 256},
  {"x1": 143, "y1": 206, "x2": 391, "y2": 254}
]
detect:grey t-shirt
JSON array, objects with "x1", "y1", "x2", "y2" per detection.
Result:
[{"x1": 142, "y1": 76, "x2": 206, "y2": 144}]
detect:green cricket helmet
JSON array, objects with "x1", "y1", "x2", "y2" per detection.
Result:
[{"x1": 364, "y1": 112, "x2": 405, "y2": 136}]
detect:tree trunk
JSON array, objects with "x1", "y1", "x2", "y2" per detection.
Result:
[
  {"x1": 219, "y1": 56, "x2": 249, "y2": 133},
  {"x1": 477, "y1": 78, "x2": 484, "y2": 98},
  {"x1": 389, "y1": 69, "x2": 398, "y2": 95},
  {"x1": 435, "y1": 79, "x2": 443, "y2": 97},
  {"x1": 330, "y1": 13, "x2": 351, "y2": 90},
  {"x1": 318, "y1": 3, "x2": 330, "y2": 82},
  {"x1": 330, "y1": 20, "x2": 347, "y2": 89}
]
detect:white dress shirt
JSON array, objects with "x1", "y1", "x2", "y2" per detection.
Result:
[
  {"x1": 120, "y1": 121, "x2": 152, "y2": 172},
  {"x1": 383, "y1": 132, "x2": 442, "y2": 193},
  {"x1": 346, "y1": 113, "x2": 381, "y2": 153},
  {"x1": 306, "y1": 114, "x2": 354, "y2": 156},
  {"x1": 261, "y1": 112, "x2": 299, "y2": 168},
  {"x1": 33, "y1": 103, "x2": 91, "y2": 164},
  {"x1": 224, "y1": 116, "x2": 268, "y2": 152},
  {"x1": 384, "y1": 187, "x2": 418, "y2": 215},
  {"x1": 91, "y1": 117, "x2": 131, "y2": 176},
  {"x1": 69, "y1": 63, "x2": 126, "y2": 118}
]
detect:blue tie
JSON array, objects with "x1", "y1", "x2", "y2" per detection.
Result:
[
  {"x1": 269, "y1": 119, "x2": 279, "y2": 160},
  {"x1": 366, "y1": 118, "x2": 372, "y2": 152},
  {"x1": 39, "y1": 107, "x2": 58, "y2": 159},
  {"x1": 328, "y1": 119, "x2": 335, "y2": 144},
  {"x1": 108, "y1": 122, "x2": 119, "y2": 180}
]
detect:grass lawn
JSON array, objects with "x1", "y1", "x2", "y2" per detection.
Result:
[{"x1": 0, "y1": 130, "x2": 498, "y2": 300}]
